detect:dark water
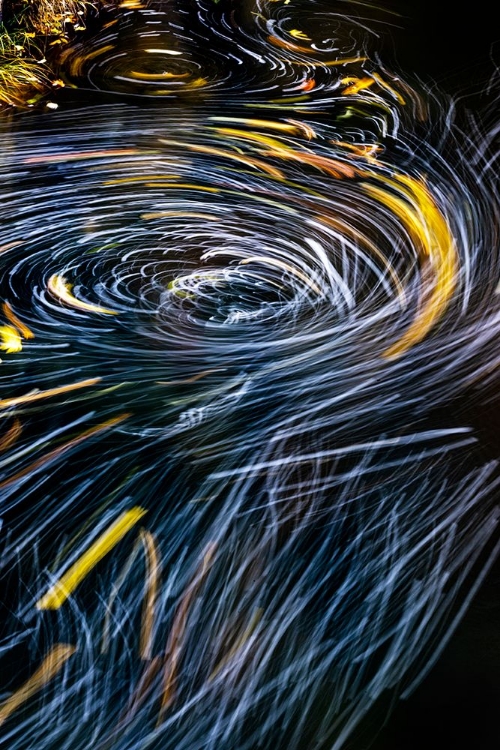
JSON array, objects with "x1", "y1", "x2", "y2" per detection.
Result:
[
  {"x1": 360, "y1": 5, "x2": 500, "y2": 749},
  {"x1": 0, "y1": 2, "x2": 499, "y2": 748}
]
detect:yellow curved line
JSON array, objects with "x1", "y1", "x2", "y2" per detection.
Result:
[
  {"x1": 139, "y1": 530, "x2": 161, "y2": 661},
  {"x1": 48, "y1": 274, "x2": 119, "y2": 316},
  {"x1": 36, "y1": 507, "x2": 147, "y2": 610},
  {"x1": 3, "y1": 302, "x2": 34, "y2": 339},
  {"x1": 0, "y1": 377, "x2": 101, "y2": 409},
  {"x1": 0, "y1": 644, "x2": 77, "y2": 727},
  {"x1": 363, "y1": 175, "x2": 457, "y2": 359}
]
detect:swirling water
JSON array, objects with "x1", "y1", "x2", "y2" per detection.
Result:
[{"x1": 0, "y1": 2, "x2": 499, "y2": 748}]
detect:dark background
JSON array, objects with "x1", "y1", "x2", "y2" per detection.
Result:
[
  {"x1": 3, "y1": 2, "x2": 499, "y2": 748},
  {"x1": 354, "y1": 3, "x2": 500, "y2": 749},
  {"x1": 333, "y1": 0, "x2": 498, "y2": 96}
]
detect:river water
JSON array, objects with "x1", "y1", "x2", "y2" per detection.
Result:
[{"x1": 0, "y1": 2, "x2": 498, "y2": 749}]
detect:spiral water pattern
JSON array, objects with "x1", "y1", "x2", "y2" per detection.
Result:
[{"x1": 0, "y1": 2, "x2": 499, "y2": 749}]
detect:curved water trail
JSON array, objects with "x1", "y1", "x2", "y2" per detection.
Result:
[{"x1": 0, "y1": 2, "x2": 499, "y2": 748}]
